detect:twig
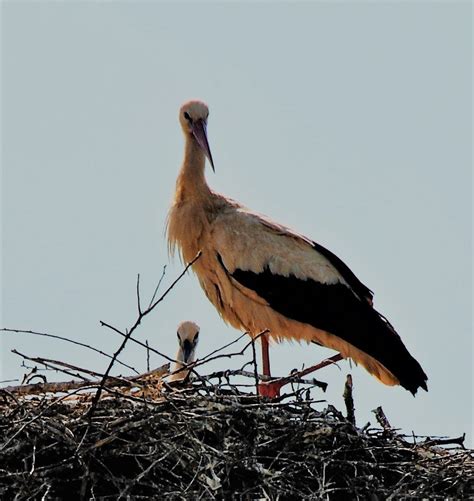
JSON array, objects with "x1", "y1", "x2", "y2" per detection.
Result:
[
  {"x1": 2, "y1": 380, "x2": 96, "y2": 396},
  {"x1": 13, "y1": 350, "x2": 106, "y2": 380},
  {"x1": 148, "y1": 265, "x2": 167, "y2": 308},
  {"x1": 258, "y1": 354, "x2": 337, "y2": 395},
  {"x1": 0, "y1": 328, "x2": 138, "y2": 374},
  {"x1": 100, "y1": 322, "x2": 176, "y2": 364},
  {"x1": 0, "y1": 379, "x2": 19, "y2": 384},
  {"x1": 343, "y1": 374, "x2": 355, "y2": 425},
  {"x1": 13, "y1": 350, "x2": 92, "y2": 383},
  {"x1": 24, "y1": 374, "x2": 47, "y2": 385},
  {"x1": 194, "y1": 369, "x2": 325, "y2": 388},
  {"x1": 136, "y1": 273, "x2": 142, "y2": 316},
  {"x1": 88, "y1": 251, "x2": 201, "y2": 419},
  {"x1": 145, "y1": 340, "x2": 150, "y2": 372},
  {"x1": 372, "y1": 406, "x2": 393, "y2": 432},
  {"x1": 191, "y1": 330, "x2": 268, "y2": 371},
  {"x1": 1, "y1": 363, "x2": 169, "y2": 396},
  {"x1": 250, "y1": 337, "x2": 259, "y2": 395},
  {"x1": 197, "y1": 331, "x2": 251, "y2": 363},
  {"x1": 423, "y1": 434, "x2": 466, "y2": 449}
]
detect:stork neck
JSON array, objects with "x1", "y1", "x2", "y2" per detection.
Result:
[{"x1": 176, "y1": 135, "x2": 211, "y2": 200}]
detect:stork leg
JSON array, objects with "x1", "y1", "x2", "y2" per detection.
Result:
[
  {"x1": 258, "y1": 334, "x2": 282, "y2": 398},
  {"x1": 258, "y1": 351, "x2": 344, "y2": 398},
  {"x1": 261, "y1": 333, "x2": 271, "y2": 377}
]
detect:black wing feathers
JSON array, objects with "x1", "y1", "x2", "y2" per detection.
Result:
[
  {"x1": 231, "y1": 266, "x2": 428, "y2": 395},
  {"x1": 311, "y1": 241, "x2": 374, "y2": 303}
]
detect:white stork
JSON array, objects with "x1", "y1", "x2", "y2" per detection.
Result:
[
  {"x1": 168, "y1": 321, "x2": 200, "y2": 382},
  {"x1": 167, "y1": 100, "x2": 428, "y2": 397}
]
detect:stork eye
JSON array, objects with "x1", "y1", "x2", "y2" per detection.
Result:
[{"x1": 184, "y1": 111, "x2": 192, "y2": 121}]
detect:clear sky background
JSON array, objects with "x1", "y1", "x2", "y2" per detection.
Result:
[{"x1": 2, "y1": 2, "x2": 472, "y2": 445}]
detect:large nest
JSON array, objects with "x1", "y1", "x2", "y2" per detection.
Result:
[
  {"x1": 1, "y1": 379, "x2": 472, "y2": 500},
  {"x1": 1, "y1": 265, "x2": 472, "y2": 499}
]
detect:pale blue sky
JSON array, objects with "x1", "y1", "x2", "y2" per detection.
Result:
[{"x1": 2, "y1": 2, "x2": 472, "y2": 444}]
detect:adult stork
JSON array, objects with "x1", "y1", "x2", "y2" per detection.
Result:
[
  {"x1": 167, "y1": 100, "x2": 428, "y2": 397},
  {"x1": 168, "y1": 321, "x2": 200, "y2": 382}
]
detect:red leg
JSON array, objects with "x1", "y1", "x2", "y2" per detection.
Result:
[
  {"x1": 261, "y1": 333, "x2": 271, "y2": 377},
  {"x1": 258, "y1": 334, "x2": 281, "y2": 398}
]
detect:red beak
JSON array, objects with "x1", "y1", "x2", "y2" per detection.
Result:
[{"x1": 192, "y1": 119, "x2": 215, "y2": 172}]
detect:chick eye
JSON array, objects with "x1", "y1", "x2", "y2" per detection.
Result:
[
  {"x1": 184, "y1": 111, "x2": 192, "y2": 121},
  {"x1": 176, "y1": 331, "x2": 180, "y2": 339},
  {"x1": 194, "y1": 331, "x2": 199, "y2": 341}
]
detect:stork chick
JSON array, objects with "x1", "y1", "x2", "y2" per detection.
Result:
[
  {"x1": 167, "y1": 100, "x2": 428, "y2": 398},
  {"x1": 168, "y1": 321, "x2": 200, "y2": 382}
]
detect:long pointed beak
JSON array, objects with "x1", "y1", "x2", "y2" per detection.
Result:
[
  {"x1": 182, "y1": 339, "x2": 195, "y2": 363},
  {"x1": 192, "y1": 119, "x2": 215, "y2": 172}
]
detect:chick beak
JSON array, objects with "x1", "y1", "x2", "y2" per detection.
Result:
[{"x1": 182, "y1": 339, "x2": 194, "y2": 363}]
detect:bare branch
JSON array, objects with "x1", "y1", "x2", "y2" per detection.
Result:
[
  {"x1": 145, "y1": 340, "x2": 150, "y2": 372},
  {"x1": 2, "y1": 363, "x2": 169, "y2": 396},
  {"x1": 148, "y1": 265, "x2": 167, "y2": 308},
  {"x1": 250, "y1": 337, "x2": 259, "y2": 395},
  {"x1": 372, "y1": 406, "x2": 393, "y2": 432},
  {"x1": 136, "y1": 273, "x2": 142, "y2": 316},
  {"x1": 343, "y1": 374, "x2": 355, "y2": 425},
  {"x1": 88, "y1": 251, "x2": 201, "y2": 419},
  {"x1": 100, "y1": 321, "x2": 176, "y2": 364},
  {"x1": 423, "y1": 434, "x2": 466, "y2": 449},
  {"x1": 13, "y1": 350, "x2": 92, "y2": 382},
  {"x1": 0, "y1": 327, "x2": 138, "y2": 374}
]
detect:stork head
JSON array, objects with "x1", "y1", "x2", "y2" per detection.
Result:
[
  {"x1": 176, "y1": 320, "x2": 200, "y2": 364},
  {"x1": 179, "y1": 100, "x2": 214, "y2": 171}
]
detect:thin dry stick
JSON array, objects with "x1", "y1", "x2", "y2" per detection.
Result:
[
  {"x1": 148, "y1": 265, "x2": 167, "y2": 308},
  {"x1": 13, "y1": 350, "x2": 101, "y2": 381},
  {"x1": 197, "y1": 331, "x2": 251, "y2": 362},
  {"x1": 423, "y1": 434, "x2": 466, "y2": 449},
  {"x1": 202, "y1": 369, "x2": 323, "y2": 387},
  {"x1": 258, "y1": 354, "x2": 340, "y2": 395},
  {"x1": 250, "y1": 337, "x2": 259, "y2": 395},
  {"x1": 13, "y1": 350, "x2": 92, "y2": 383},
  {"x1": 0, "y1": 328, "x2": 138, "y2": 374},
  {"x1": 100, "y1": 322, "x2": 176, "y2": 364},
  {"x1": 192, "y1": 330, "x2": 269, "y2": 370},
  {"x1": 343, "y1": 374, "x2": 355, "y2": 425},
  {"x1": 136, "y1": 274, "x2": 142, "y2": 316},
  {"x1": 1, "y1": 362, "x2": 170, "y2": 399},
  {"x1": 372, "y1": 406, "x2": 393, "y2": 432},
  {"x1": 10, "y1": 350, "x2": 148, "y2": 390},
  {"x1": 87, "y1": 251, "x2": 201, "y2": 419},
  {"x1": 1, "y1": 379, "x2": 96, "y2": 396},
  {"x1": 145, "y1": 340, "x2": 150, "y2": 372}
]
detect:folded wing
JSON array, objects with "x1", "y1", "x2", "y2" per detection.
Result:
[{"x1": 212, "y1": 207, "x2": 428, "y2": 394}]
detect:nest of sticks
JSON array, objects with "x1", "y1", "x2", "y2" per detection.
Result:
[
  {"x1": 1, "y1": 366, "x2": 473, "y2": 500},
  {"x1": 1, "y1": 262, "x2": 473, "y2": 499}
]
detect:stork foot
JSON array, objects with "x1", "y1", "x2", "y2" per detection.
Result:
[
  {"x1": 258, "y1": 380, "x2": 284, "y2": 398},
  {"x1": 258, "y1": 354, "x2": 344, "y2": 398}
]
